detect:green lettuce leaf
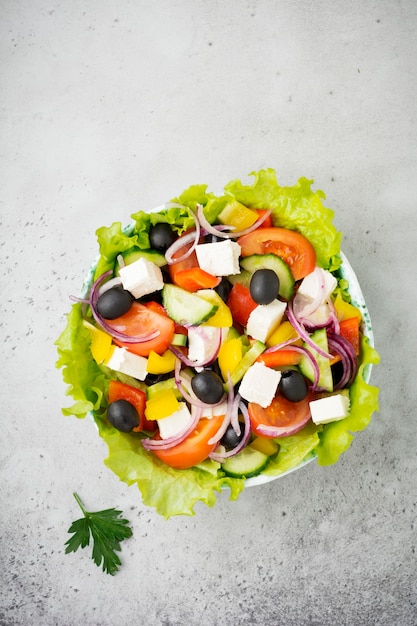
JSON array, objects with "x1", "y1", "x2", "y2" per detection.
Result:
[
  {"x1": 224, "y1": 168, "x2": 343, "y2": 270},
  {"x1": 95, "y1": 418, "x2": 244, "y2": 519},
  {"x1": 56, "y1": 167, "x2": 380, "y2": 518}
]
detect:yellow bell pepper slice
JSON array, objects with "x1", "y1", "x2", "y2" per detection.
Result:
[
  {"x1": 83, "y1": 320, "x2": 113, "y2": 364},
  {"x1": 146, "y1": 349, "x2": 176, "y2": 375},
  {"x1": 218, "y1": 336, "x2": 243, "y2": 382},
  {"x1": 266, "y1": 320, "x2": 302, "y2": 348},
  {"x1": 250, "y1": 437, "x2": 280, "y2": 457},
  {"x1": 197, "y1": 289, "x2": 233, "y2": 327},
  {"x1": 217, "y1": 200, "x2": 259, "y2": 231},
  {"x1": 333, "y1": 293, "x2": 362, "y2": 322},
  {"x1": 145, "y1": 388, "x2": 179, "y2": 421}
]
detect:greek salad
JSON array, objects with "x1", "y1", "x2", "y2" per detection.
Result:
[{"x1": 56, "y1": 168, "x2": 380, "y2": 518}]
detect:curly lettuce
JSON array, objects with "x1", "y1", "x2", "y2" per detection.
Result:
[{"x1": 55, "y1": 168, "x2": 380, "y2": 518}]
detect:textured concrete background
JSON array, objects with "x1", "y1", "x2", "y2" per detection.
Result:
[{"x1": 1, "y1": 1, "x2": 416, "y2": 625}]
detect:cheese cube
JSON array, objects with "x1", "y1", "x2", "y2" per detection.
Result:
[
  {"x1": 157, "y1": 402, "x2": 194, "y2": 439},
  {"x1": 297, "y1": 267, "x2": 337, "y2": 301},
  {"x1": 238, "y1": 362, "x2": 281, "y2": 408},
  {"x1": 309, "y1": 393, "x2": 350, "y2": 425},
  {"x1": 119, "y1": 257, "x2": 164, "y2": 299},
  {"x1": 187, "y1": 326, "x2": 220, "y2": 363},
  {"x1": 246, "y1": 299, "x2": 287, "y2": 343},
  {"x1": 195, "y1": 240, "x2": 241, "y2": 276},
  {"x1": 104, "y1": 346, "x2": 148, "y2": 381}
]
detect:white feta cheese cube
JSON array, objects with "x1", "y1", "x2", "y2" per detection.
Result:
[
  {"x1": 187, "y1": 326, "x2": 220, "y2": 363},
  {"x1": 200, "y1": 399, "x2": 228, "y2": 418},
  {"x1": 238, "y1": 362, "x2": 281, "y2": 408},
  {"x1": 297, "y1": 267, "x2": 337, "y2": 301},
  {"x1": 157, "y1": 402, "x2": 194, "y2": 439},
  {"x1": 309, "y1": 393, "x2": 350, "y2": 425},
  {"x1": 104, "y1": 346, "x2": 148, "y2": 381},
  {"x1": 246, "y1": 299, "x2": 287, "y2": 343},
  {"x1": 119, "y1": 257, "x2": 164, "y2": 299},
  {"x1": 195, "y1": 240, "x2": 241, "y2": 276}
]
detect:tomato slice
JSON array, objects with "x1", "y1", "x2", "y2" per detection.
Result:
[
  {"x1": 254, "y1": 209, "x2": 273, "y2": 228},
  {"x1": 168, "y1": 231, "x2": 200, "y2": 285},
  {"x1": 108, "y1": 380, "x2": 156, "y2": 433},
  {"x1": 330, "y1": 317, "x2": 360, "y2": 364},
  {"x1": 237, "y1": 227, "x2": 316, "y2": 280},
  {"x1": 152, "y1": 415, "x2": 225, "y2": 469},
  {"x1": 227, "y1": 283, "x2": 258, "y2": 327},
  {"x1": 107, "y1": 301, "x2": 175, "y2": 357},
  {"x1": 248, "y1": 392, "x2": 314, "y2": 438}
]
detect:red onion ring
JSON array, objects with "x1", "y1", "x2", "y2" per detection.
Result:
[
  {"x1": 287, "y1": 300, "x2": 332, "y2": 359},
  {"x1": 209, "y1": 399, "x2": 252, "y2": 461},
  {"x1": 327, "y1": 333, "x2": 358, "y2": 389},
  {"x1": 165, "y1": 209, "x2": 201, "y2": 264},
  {"x1": 196, "y1": 204, "x2": 272, "y2": 239},
  {"x1": 141, "y1": 405, "x2": 202, "y2": 451},
  {"x1": 89, "y1": 271, "x2": 160, "y2": 344},
  {"x1": 207, "y1": 383, "x2": 237, "y2": 445},
  {"x1": 97, "y1": 276, "x2": 123, "y2": 296}
]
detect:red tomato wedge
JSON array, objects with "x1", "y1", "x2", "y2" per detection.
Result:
[
  {"x1": 108, "y1": 380, "x2": 156, "y2": 433},
  {"x1": 254, "y1": 209, "x2": 274, "y2": 228},
  {"x1": 168, "y1": 231, "x2": 200, "y2": 285},
  {"x1": 174, "y1": 267, "x2": 221, "y2": 292},
  {"x1": 248, "y1": 392, "x2": 314, "y2": 438},
  {"x1": 237, "y1": 227, "x2": 317, "y2": 280},
  {"x1": 227, "y1": 283, "x2": 258, "y2": 327},
  {"x1": 107, "y1": 301, "x2": 175, "y2": 357},
  {"x1": 331, "y1": 317, "x2": 360, "y2": 364},
  {"x1": 152, "y1": 415, "x2": 225, "y2": 469}
]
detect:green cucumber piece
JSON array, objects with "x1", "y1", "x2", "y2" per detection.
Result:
[
  {"x1": 240, "y1": 253, "x2": 295, "y2": 301},
  {"x1": 162, "y1": 284, "x2": 218, "y2": 325},
  {"x1": 221, "y1": 446, "x2": 270, "y2": 479},
  {"x1": 227, "y1": 340, "x2": 266, "y2": 389},
  {"x1": 146, "y1": 378, "x2": 182, "y2": 400},
  {"x1": 115, "y1": 248, "x2": 167, "y2": 275},
  {"x1": 172, "y1": 333, "x2": 188, "y2": 347},
  {"x1": 299, "y1": 328, "x2": 333, "y2": 392}
]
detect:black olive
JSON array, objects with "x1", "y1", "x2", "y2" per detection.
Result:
[
  {"x1": 250, "y1": 269, "x2": 280, "y2": 305},
  {"x1": 191, "y1": 370, "x2": 224, "y2": 404},
  {"x1": 278, "y1": 369, "x2": 308, "y2": 402},
  {"x1": 220, "y1": 423, "x2": 246, "y2": 450},
  {"x1": 215, "y1": 278, "x2": 231, "y2": 303},
  {"x1": 96, "y1": 287, "x2": 134, "y2": 320},
  {"x1": 149, "y1": 223, "x2": 177, "y2": 252},
  {"x1": 107, "y1": 399, "x2": 139, "y2": 432}
]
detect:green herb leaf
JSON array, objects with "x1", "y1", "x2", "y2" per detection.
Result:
[{"x1": 65, "y1": 492, "x2": 132, "y2": 575}]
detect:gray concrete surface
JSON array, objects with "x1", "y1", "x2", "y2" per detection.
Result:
[{"x1": 1, "y1": 1, "x2": 416, "y2": 625}]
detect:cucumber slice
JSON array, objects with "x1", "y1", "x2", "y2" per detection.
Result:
[
  {"x1": 227, "y1": 340, "x2": 266, "y2": 388},
  {"x1": 222, "y1": 446, "x2": 270, "y2": 479},
  {"x1": 299, "y1": 328, "x2": 333, "y2": 392},
  {"x1": 162, "y1": 284, "x2": 218, "y2": 325},
  {"x1": 115, "y1": 248, "x2": 167, "y2": 275},
  {"x1": 240, "y1": 253, "x2": 295, "y2": 300}
]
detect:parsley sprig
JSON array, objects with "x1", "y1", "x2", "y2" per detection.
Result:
[{"x1": 65, "y1": 492, "x2": 133, "y2": 575}]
